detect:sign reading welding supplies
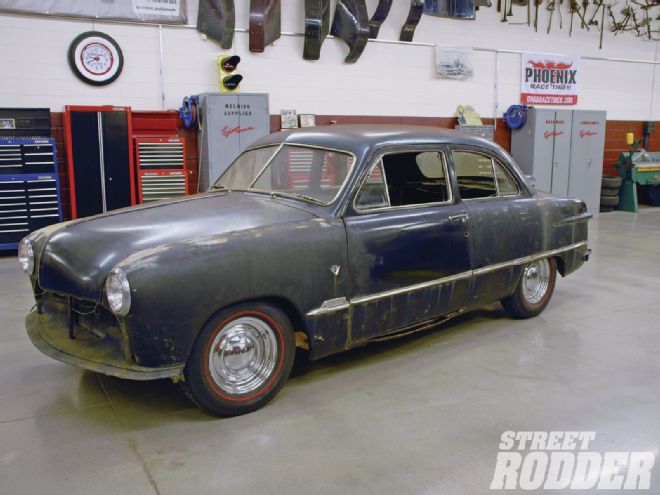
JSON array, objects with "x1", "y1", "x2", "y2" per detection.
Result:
[{"x1": 521, "y1": 52, "x2": 580, "y2": 105}]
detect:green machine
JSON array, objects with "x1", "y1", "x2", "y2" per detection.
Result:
[{"x1": 614, "y1": 151, "x2": 660, "y2": 212}]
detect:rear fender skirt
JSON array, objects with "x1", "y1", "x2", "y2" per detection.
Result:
[
  {"x1": 330, "y1": 0, "x2": 370, "y2": 63},
  {"x1": 368, "y1": 0, "x2": 393, "y2": 39},
  {"x1": 303, "y1": 0, "x2": 331, "y2": 60},
  {"x1": 399, "y1": 0, "x2": 424, "y2": 42},
  {"x1": 249, "y1": 0, "x2": 282, "y2": 53},
  {"x1": 197, "y1": 0, "x2": 235, "y2": 50}
]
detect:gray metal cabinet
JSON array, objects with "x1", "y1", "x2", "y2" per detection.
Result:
[
  {"x1": 197, "y1": 93, "x2": 270, "y2": 191},
  {"x1": 568, "y1": 111, "x2": 607, "y2": 215},
  {"x1": 511, "y1": 108, "x2": 606, "y2": 213}
]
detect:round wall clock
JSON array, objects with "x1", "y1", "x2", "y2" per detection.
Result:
[{"x1": 68, "y1": 31, "x2": 124, "y2": 86}]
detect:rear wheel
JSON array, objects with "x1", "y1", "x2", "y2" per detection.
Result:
[
  {"x1": 501, "y1": 257, "x2": 557, "y2": 319},
  {"x1": 182, "y1": 303, "x2": 295, "y2": 416}
]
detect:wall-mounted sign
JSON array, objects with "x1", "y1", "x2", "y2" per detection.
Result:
[
  {"x1": 521, "y1": 52, "x2": 580, "y2": 106},
  {"x1": 0, "y1": 0, "x2": 187, "y2": 24}
]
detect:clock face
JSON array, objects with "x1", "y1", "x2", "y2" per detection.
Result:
[
  {"x1": 81, "y1": 42, "x2": 114, "y2": 75},
  {"x1": 68, "y1": 31, "x2": 124, "y2": 86}
]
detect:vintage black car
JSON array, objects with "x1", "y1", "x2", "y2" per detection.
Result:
[{"x1": 19, "y1": 125, "x2": 591, "y2": 416}]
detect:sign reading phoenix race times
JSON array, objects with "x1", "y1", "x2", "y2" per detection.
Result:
[{"x1": 521, "y1": 52, "x2": 580, "y2": 105}]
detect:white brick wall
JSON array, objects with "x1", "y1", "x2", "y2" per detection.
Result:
[{"x1": 0, "y1": 0, "x2": 657, "y2": 119}]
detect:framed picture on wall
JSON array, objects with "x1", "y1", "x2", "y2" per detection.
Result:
[
  {"x1": 299, "y1": 114, "x2": 316, "y2": 127},
  {"x1": 281, "y1": 109, "x2": 298, "y2": 129}
]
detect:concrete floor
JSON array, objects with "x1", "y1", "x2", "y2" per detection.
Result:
[{"x1": 1, "y1": 210, "x2": 659, "y2": 495}]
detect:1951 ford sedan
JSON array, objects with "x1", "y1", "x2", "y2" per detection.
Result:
[{"x1": 19, "y1": 125, "x2": 591, "y2": 416}]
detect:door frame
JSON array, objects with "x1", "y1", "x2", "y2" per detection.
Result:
[{"x1": 341, "y1": 144, "x2": 473, "y2": 343}]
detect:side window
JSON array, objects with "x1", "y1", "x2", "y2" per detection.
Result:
[
  {"x1": 383, "y1": 151, "x2": 449, "y2": 206},
  {"x1": 355, "y1": 151, "x2": 450, "y2": 210},
  {"x1": 494, "y1": 160, "x2": 520, "y2": 196},
  {"x1": 453, "y1": 151, "x2": 497, "y2": 199},
  {"x1": 355, "y1": 161, "x2": 389, "y2": 209}
]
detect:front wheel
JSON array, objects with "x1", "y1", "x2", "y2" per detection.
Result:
[
  {"x1": 182, "y1": 303, "x2": 295, "y2": 416},
  {"x1": 501, "y1": 257, "x2": 557, "y2": 319}
]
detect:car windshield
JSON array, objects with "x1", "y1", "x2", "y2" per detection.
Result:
[{"x1": 212, "y1": 145, "x2": 356, "y2": 205}]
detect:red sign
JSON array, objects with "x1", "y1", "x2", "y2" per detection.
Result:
[{"x1": 521, "y1": 52, "x2": 580, "y2": 106}]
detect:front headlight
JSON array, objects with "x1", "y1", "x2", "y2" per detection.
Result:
[
  {"x1": 105, "y1": 267, "x2": 131, "y2": 316},
  {"x1": 18, "y1": 238, "x2": 34, "y2": 275}
]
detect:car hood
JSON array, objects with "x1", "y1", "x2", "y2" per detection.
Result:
[{"x1": 37, "y1": 192, "x2": 316, "y2": 300}]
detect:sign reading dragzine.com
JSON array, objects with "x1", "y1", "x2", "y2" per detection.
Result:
[
  {"x1": 521, "y1": 52, "x2": 580, "y2": 105},
  {"x1": 490, "y1": 431, "x2": 655, "y2": 490}
]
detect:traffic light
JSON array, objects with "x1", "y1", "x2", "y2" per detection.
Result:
[{"x1": 217, "y1": 55, "x2": 243, "y2": 93}]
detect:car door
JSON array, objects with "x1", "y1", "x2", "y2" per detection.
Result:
[
  {"x1": 343, "y1": 148, "x2": 472, "y2": 344},
  {"x1": 450, "y1": 147, "x2": 544, "y2": 309}
]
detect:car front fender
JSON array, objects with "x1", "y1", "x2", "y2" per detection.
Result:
[{"x1": 115, "y1": 218, "x2": 349, "y2": 367}]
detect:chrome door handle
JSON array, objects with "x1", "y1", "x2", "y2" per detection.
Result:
[{"x1": 448, "y1": 213, "x2": 469, "y2": 223}]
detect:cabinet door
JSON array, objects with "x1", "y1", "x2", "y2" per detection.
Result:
[
  {"x1": 204, "y1": 94, "x2": 240, "y2": 190},
  {"x1": 529, "y1": 109, "x2": 556, "y2": 193},
  {"x1": 69, "y1": 111, "x2": 104, "y2": 218},
  {"x1": 101, "y1": 111, "x2": 133, "y2": 212},
  {"x1": 550, "y1": 110, "x2": 572, "y2": 197},
  {"x1": 237, "y1": 94, "x2": 270, "y2": 151},
  {"x1": 568, "y1": 111, "x2": 606, "y2": 213}
]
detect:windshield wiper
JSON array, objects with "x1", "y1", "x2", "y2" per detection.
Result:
[{"x1": 210, "y1": 184, "x2": 230, "y2": 191}]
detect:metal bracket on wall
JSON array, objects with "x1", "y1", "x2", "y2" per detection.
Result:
[
  {"x1": 330, "y1": 0, "x2": 370, "y2": 64},
  {"x1": 196, "y1": 0, "x2": 235, "y2": 49},
  {"x1": 249, "y1": 0, "x2": 282, "y2": 53},
  {"x1": 303, "y1": 0, "x2": 331, "y2": 60},
  {"x1": 368, "y1": 0, "x2": 393, "y2": 39},
  {"x1": 400, "y1": 0, "x2": 424, "y2": 42}
]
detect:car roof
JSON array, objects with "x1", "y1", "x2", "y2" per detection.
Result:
[{"x1": 249, "y1": 124, "x2": 505, "y2": 157}]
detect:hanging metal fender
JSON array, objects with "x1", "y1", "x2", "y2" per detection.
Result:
[
  {"x1": 196, "y1": 0, "x2": 235, "y2": 50},
  {"x1": 369, "y1": 0, "x2": 393, "y2": 39},
  {"x1": 400, "y1": 0, "x2": 425, "y2": 42},
  {"x1": 303, "y1": 0, "x2": 331, "y2": 60},
  {"x1": 249, "y1": 0, "x2": 282, "y2": 53},
  {"x1": 330, "y1": 0, "x2": 370, "y2": 64}
]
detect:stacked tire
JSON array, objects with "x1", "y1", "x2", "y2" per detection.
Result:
[{"x1": 600, "y1": 175, "x2": 623, "y2": 212}]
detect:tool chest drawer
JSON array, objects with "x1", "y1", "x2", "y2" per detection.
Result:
[{"x1": 0, "y1": 139, "x2": 56, "y2": 175}]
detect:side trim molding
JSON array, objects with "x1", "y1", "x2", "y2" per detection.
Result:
[
  {"x1": 306, "y1": 297, "x2": 349, "y2": 317},
  {"x1": 306, "y1": 241, "x2": 588, "y2": 317},
  {"x1": 471, "y1": 241, "x2": 588, "y2": 276}
]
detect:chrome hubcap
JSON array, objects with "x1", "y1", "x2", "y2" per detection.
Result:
[
  {"x1": 208, "y1": 316, "x2": 278, "y2": 396},
  {"x1": 522, "y1": 259, "x2": 551, "y2": 305}
]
